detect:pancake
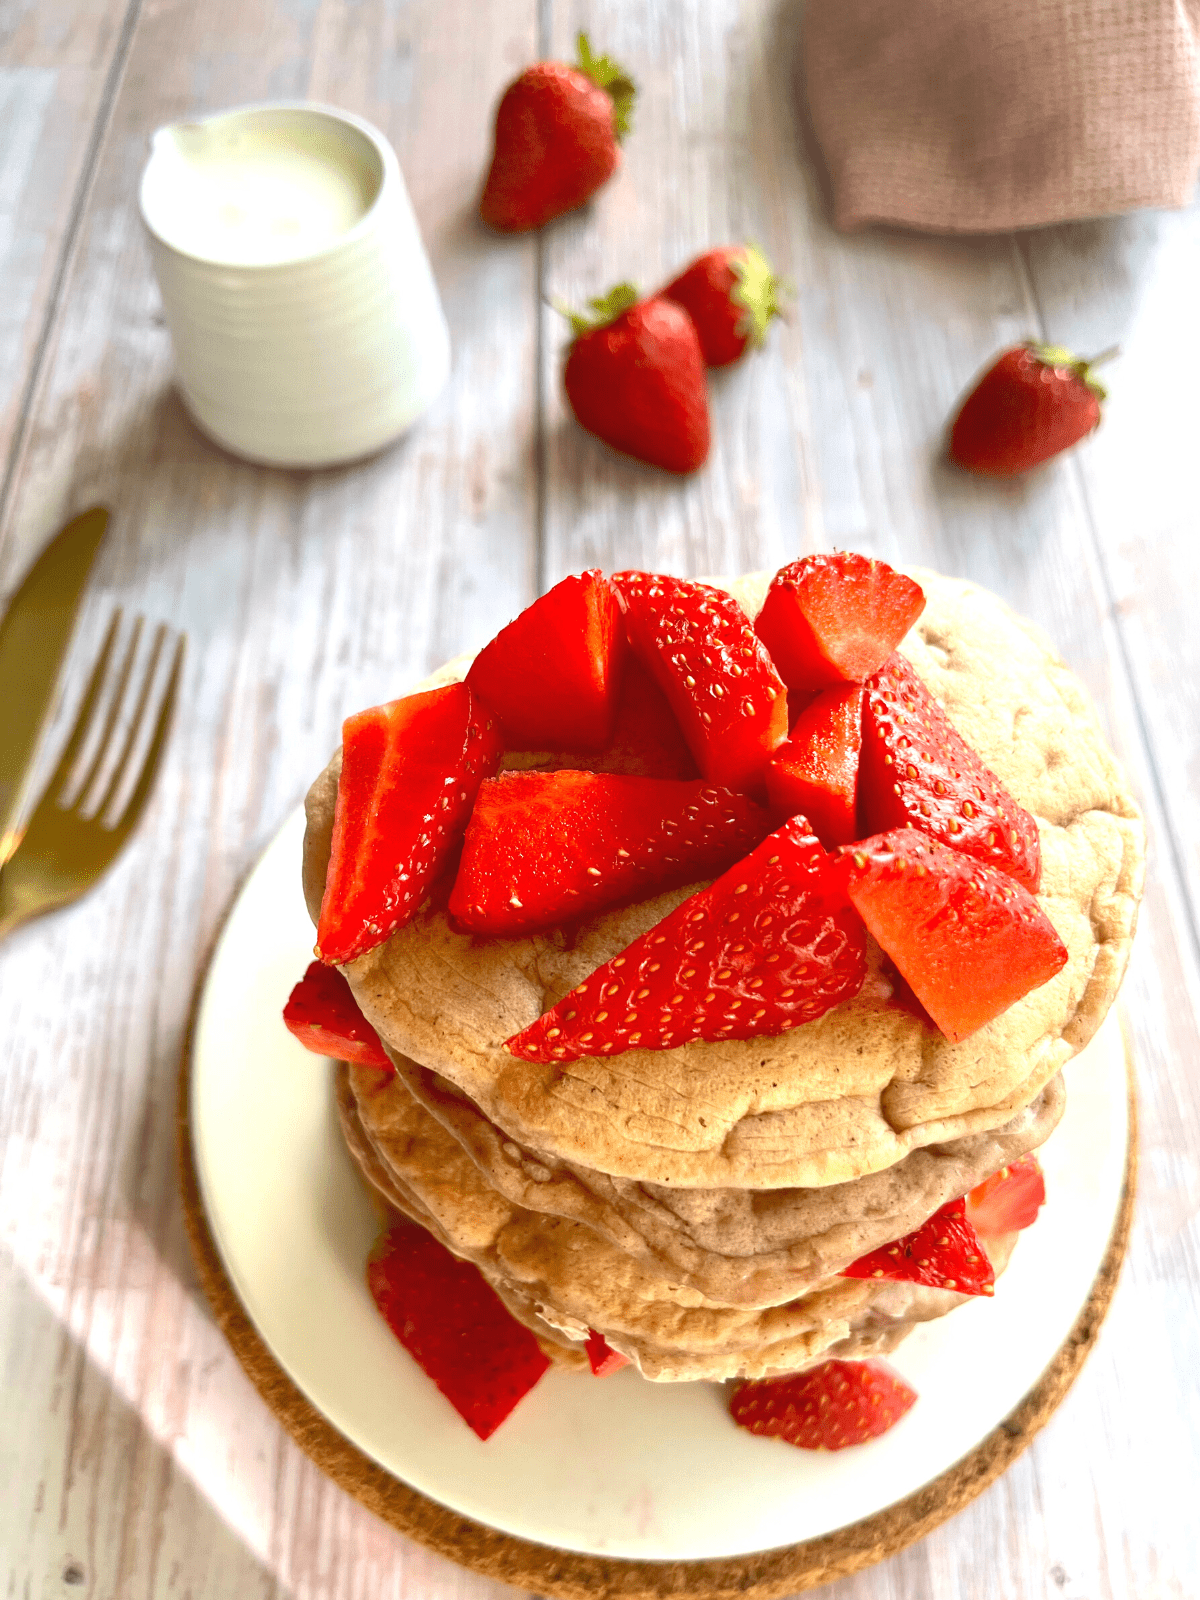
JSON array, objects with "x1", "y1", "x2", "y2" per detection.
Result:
[
  {"x1": 336, "y1": 1064, "x2": 1019, "y2": 1383},
  {"x1": 305, "y1": 570, "x2": 1143, "y2": 1191}
]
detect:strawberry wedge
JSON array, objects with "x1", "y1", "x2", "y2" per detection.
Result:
[
  {"x1": 859, "y1": 651, "x2": 1042, "y2": 891},
  {"x1": 841, "y1": 1197, "x2": 995, "y2": 1296},
  {"x1": 612, "y1": 571, "x2": 788, "y2": 793},
  {"x1": 585, "y1": 1329, "x2": 631, "y2": 1376},
  {"x1": 467, "y1": 570, "x2": 627, "y2": 751},
  {"x1": 449, "y1": 771, "x2": 772, "y2": 937},
  {"x1": 841, "y1": 830, "x2": 1068, "y2": 1043},
  {"x1": 316, "y1": 684, "x2": 503, "y2": 965},
  {"x1": 967, "y1": 1153, "x2": 1046, "y2": 1235},
  {"x1": 597, "y1": 656, "x2": 699, "y2": 779},
  {"x1": 505, "y1": 816, "x2": 866, "y2": 1062},
  {"x1": 283, "y1": 961, "x2": 392, "y2": 1070},
  {"x1": 766, "y1": 684, "x2": 864, "y2": 847},
  {"x1": 367, "y1": 1224, "x2": 550, "y2": 1440},
  {"x1": 730, "y1": 1359, "x2": 917, "y2": 1450},
  {"x1": 755, "y1": 553, "x2": 926, "y2": 695}
]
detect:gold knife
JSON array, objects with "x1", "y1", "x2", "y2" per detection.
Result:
[{"x1": 0, "y1": 506, "x2": 109, "y2": 867}]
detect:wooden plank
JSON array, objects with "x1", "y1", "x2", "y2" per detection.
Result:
[{"x1": 0, "y1": 0, "x2": 539, "y2": 1596}]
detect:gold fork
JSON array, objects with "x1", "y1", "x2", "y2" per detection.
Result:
[{"x1": 0, "y1": 610, "x2": 185, "y2": 942}]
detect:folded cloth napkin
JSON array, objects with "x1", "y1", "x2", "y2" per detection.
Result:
[{"x1": 804, "y1": 0, "x2": 1200, "y2": 233}]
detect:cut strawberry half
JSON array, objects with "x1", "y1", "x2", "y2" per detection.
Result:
[
  {"x1": 840, "y1": 1197, "x2": 995, "y2": 1295},
  {"x1": 841, "y1": 830, "x2": 1068, "y2": 1043},
  {"x1": 466, "y1": 570, "x2": 627, "y2": 752},
  {"x1": 316, "y1": 685, "x2": 503, "y2": 965},
  {"x1": 598, "y1": 655, "x2": 699, "y2": 779},
  {"x1": 367, "y1": 1224, "x2": 550, "y2": 1440},
  {"x1": 449, "y1": 770, "x2": 772, "y2": 937},
  {"x1": 765, "y1": 684, "x2": 864, "y2": 848},
  {"x1": 967, "y1": 1152, "x2": 1046, "y2": 1235},
  {"x1": 730, "y1": 1359, "x2": 918, "y2": 1450},
  {"x1": 754, "y1": 554, "x2": 926, "y2": 695},
  {"x1": 283, "y1": 961, "x2": 392, "y2": 1070},
  {"x1": 505, "y1": 816, "x2": 867, "y2": 1062},
  {"x1": 612, "y1": 571, "x2": 788, "y2": 794},
  {"x1": 585, "y1": 1329, "x2": 631, "y2": 1376},
  {"x1": 859, "y1": 651, "x2": 1041, "y2": 892}
]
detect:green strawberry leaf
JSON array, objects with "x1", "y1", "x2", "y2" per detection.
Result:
[
  {"x1": 555, "y1": 282, "x2": 641, "y2": 338},
  {"x1": 576, "y1": 32, "x2": 636, "y2": 141},
  {"x1": 730, "y1": 244, "x2": 787, "y2": 347}
]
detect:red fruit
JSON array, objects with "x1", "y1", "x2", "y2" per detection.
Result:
[
  {"x1": 765, "y1": 685, "x2": 864, "y2": 848},
  {"x1": 754, "y1": 553, "x2": 926, "y2": 695},
  {"x1": 449, "y1": 770, "x2": 772, "y2": 937},
  {"x1": 949, "y1": 342, "x2": 1108, "y2": 477},
  {"x1": 661, "y1": 244, "x2": 784, "y2": 367},
  {"x1": 841, "y1": 830, "x2": 1068, "y2": 1044},
  {"x1": 316, "y1": 685, "x2": 503, "y2": 965},
  {"x1": 612, "y1": 571, "x2": 788, "y2": 792},
  {"x1": 967, "y1": 1152, "x2": 1046, "y2": 1235},
  {"x1": 283, "y1": 961, "x2": 392, "y2": 1070},
  {"x1": 585, "y1": 1329, "x2": 631, "y2": 1376},
  {"x1": 730, "y1": 1359, "x2": 917, "y2": 1451},
  {"x1": 841, "y1": 1197, "x2": 995, "y2": 1296},
  {"x1": 505, "y1": 816, "x2": 867, "y2": 1062},
  {"x1": 596, "y1": 656, "x2": 699, "y2": 779},
  {"x1": 466, "y1": 571, "x2": 627, "y2": 752},
  {"x1": 480, "y1": 34, "x2": 635, "y2": 232},
  {"x1": 562, "y1": 288, "x2": 710, "y2": 473},
  {"x1": 367, "y1": 1225, "x2": 550, "y2": 1440},
  {"x1": 859, "y1": 651, "x2": 1041, "y2": 891}
]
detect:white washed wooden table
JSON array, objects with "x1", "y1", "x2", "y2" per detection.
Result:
[{"x1": 2, "y1": 2, "x2": 1198, "y2": 1596}]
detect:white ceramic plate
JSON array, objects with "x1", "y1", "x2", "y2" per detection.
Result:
[{"x1": 190, "y1": 806, "x2": 1130, "y2": 1562}]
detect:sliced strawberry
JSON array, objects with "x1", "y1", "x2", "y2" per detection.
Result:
[
  {"x1": 765, "y1": 684, "x2": 864, "y2": 848},
  {"x1": 505, "y1": 816, "x2": 866, "y2": 1062},
  {"x1": 730, "y1": 1359, "x2": 917, "y2": 1450},
  {"x1": 367, "y1": 1224, "x2": 550, "y2": 1440},
  {"x1": 841, "y1": 830, "x2": 1068, "y2": 1043},
  {"x1": 967, "y1": 1152, "x2": 1046, "y2": 1235},
  {"x1": 449, "y1": 770, "x2": 772, "y2": 937},
  {"x1": 754, "y1": 554, "x2": 926, "y2": 694},
  {"x1": 597, "y1": 655, "x2": 699, "y2": 778},
  {"x1": 841, "y1": 1197, "x2": 995, "y2": 1296},
  {"x1": 316, "y1": 685, "x2": 503, "y2": 965},
  {"x1": 466, "y1": 571, "x2": 627, "y2": 752},
  {"x1": 859, "y1": 651, "x2": 1041, "y2": 891},
  {"x1": 585, "y1": 1329, "x2": 631, "y2": 1376},
  {"x1": 283, "y1": 961, "x2": 392, "y2": 1070},
  {"x1": 612, "y1": 571, "x2": 787, "y2": 793}
]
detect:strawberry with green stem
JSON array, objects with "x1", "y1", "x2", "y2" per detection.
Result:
[
  {"x1": 662, "y1": 244, "x2": 787, "y2": 367},
  {"x1": 949, "y1": 342, "x2": 1117, "y2": 477}
]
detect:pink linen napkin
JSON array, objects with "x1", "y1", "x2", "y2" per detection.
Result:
[{"x1": 804, "y1": 0, "x2": 1200, "y2": 233}]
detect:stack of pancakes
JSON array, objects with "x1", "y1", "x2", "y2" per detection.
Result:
[{"x1": 302, "y1": 572, "x2": 1144, "y2": 1382}]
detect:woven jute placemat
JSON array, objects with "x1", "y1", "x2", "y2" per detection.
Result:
[{"x1": 177, "y1": 1029, "x2": 1136, "y2": 1599}]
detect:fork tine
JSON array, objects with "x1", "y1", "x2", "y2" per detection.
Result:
[
  {"x1": 93, "y1": 622, "x2": 167, "y2": 821},
  {"x1": 40, "y1": 610, "x2": 123, "y2": 803},
  {"x1": 110, "y1": 632, "x2": 185, "y2": 839},
  {"x1": 70, "y1": 614, "x2": 144, "y2": 807}
]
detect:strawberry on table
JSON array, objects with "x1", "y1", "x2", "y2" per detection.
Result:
[
  {"x1": 661, "y1": 244, "x2": 785, "y2": 367},
  {"x1": 949, "y1": 342, "x2": 1110, "y2": 477},
  {"x1": 449, "y1": 770, "x2": 772, "y2": 937},
  {"x1": 612, "y1": 571, "x2": 787, "y2": 792},
  {"x1": 754, "y1": 553, "x2": 926, "y2": 696},
  {"x1": 316, "y1": 684, "x2": 503, "y2": 965},
  {"x1": 765, "y1": 684, "x2": 864, "y2": 848},
  {"x1": 561, "y1": 287, "x2": 710, "y2": 473},
  {"x1": 730, "y1": 1359, "x2": 918, "y2": 1450},
  {"x1": 585, "y1": 1329, "x2": 631, "y2": 1376},
  {"x1": 480, "y1": 33, "x2": 635, "y2": 232},
  {"x1": 859, "y1": 650, "x2": 1041, "y2": 891},
  {"x1": 841, "y1": 830, "x2": 1068, "y2": 1044},
  {"x1": 967, "y1": 1152, "x2": 1046, "y2": 1235},
  {"x1": 367, "y1": 1224, "x2": 550, "y2": 1440},
  {"x1": 505, "y1": 815, "x2": 866, "y2": 1062},
  {"x1": 466, "y1": 570, "x2": 627, "y2": 752},
  {"x1": 841, "y1": 1197, "x2": 995, "y2": 1296},
  {"x1": 283, "y1": 961, "x2": 392, "y2": 1070}
]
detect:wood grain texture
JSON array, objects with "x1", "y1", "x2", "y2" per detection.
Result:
[{"x1": 2, "y1": 0, "x2": 1199, "y2": 1596}]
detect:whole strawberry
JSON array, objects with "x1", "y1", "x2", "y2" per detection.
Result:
[
  {"x1": 661, "y1": 244, "x2": 785, "y2": 367},
  {"x1": 480, "y1": 34, "x2": 635, "y2": 232},
  {"x1": 949, "y1": 342, "x2": 1110, "y2": 477},
  {"x1": 561, "y1": 285, "x2": 710, "y2": 473}
]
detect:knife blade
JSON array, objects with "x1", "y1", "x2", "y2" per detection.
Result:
[{"x1": 0, "y1": 506, "x2": 109, "y2": 866}]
